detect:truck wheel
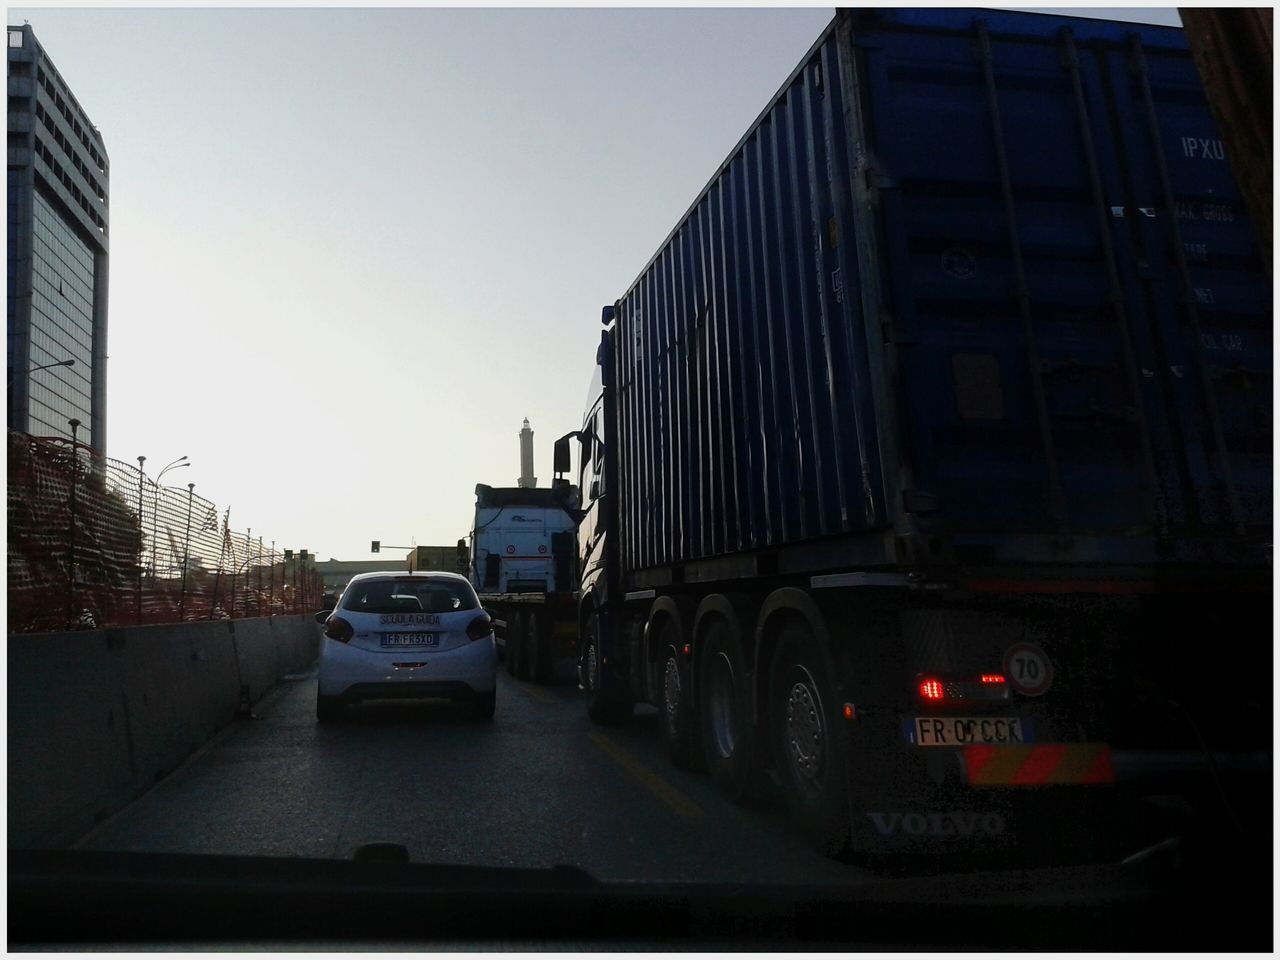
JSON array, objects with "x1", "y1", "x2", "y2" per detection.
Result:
[
  {"x1": 583, "y1": 613, "x2": 632, "y2": 725},
  {"x1": 528, "y1": 611, "x2": 553, "y2": 685},
  {"x1": 658, "y1": 619, "x2": 699, "y2": 770},
  {"x1": 769, "y1": 620, "x2": 851, "y2": 858},
  {"x1": 504, "y1": 618, "x2": 517, "y2": 676},
  {"x1": 699, "y1": 618, "x2": 753, "y2": 802},
  {"x1": 514, "y1": 611, "x2": 532, "y2": 681}
]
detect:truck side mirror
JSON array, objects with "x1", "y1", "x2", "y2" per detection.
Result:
[{"x1": 554, "y1": 436, "x2": 571, "y2": 475}]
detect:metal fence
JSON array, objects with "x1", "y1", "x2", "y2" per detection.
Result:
[{"x1": 7, "y1": 431, "x2": 323, "y2": 633}]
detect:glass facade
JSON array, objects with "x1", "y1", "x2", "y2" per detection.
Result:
[
  {"x1": 7, "y1": 170, "x2": 23, "y2": 410},
  {"x1": 25, "y1": 187, "x2": 95, "y2": 440},
  {"x1": 8, "y1": 25, "x2": 108, "y2": 450}
]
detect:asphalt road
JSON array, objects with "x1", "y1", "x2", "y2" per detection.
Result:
[{"x1": 77, "y1": 664, "x2": 864, "y2": 886}]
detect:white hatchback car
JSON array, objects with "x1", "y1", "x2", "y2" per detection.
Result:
[{"x1": 315, "y1": 571, "x2": 497, "y2": 721}]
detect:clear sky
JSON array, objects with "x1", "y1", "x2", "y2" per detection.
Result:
[{"x1": 8, "y1": 4, "x2": 1181, "y2": 561}]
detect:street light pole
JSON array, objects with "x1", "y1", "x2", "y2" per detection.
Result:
[
  {"x1": 136, "y1": 455, "x2": 146, "y2": 624},
  {"x1": 256, "y1": 535, "x2": 264, "y2": 616},
  {"x1": 7, "y1": 359, "x2": 74, "y2": 433},
  {"x1": 11, "y1": 358, "x2": 75, "y2": 391},
  {"x1": 31, "y1": 358, "x2": 75, "y2": 374},
  {"x1": 66, "y1": 418, "x2": 81, "y2": 628},
  {"x1": 230, "y1": 528, "x2": 248, "y2": 620},
  {"x1": 179, "y1": 482, "x2": 195, "y2": 622},
  {"x1": 151, "y1": 456, "x2": 189, "y2": 587}
]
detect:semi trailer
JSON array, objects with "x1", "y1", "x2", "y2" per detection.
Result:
[
  {"x1": 467, "y1": 483, "x2": 579, "y2": 684},
  {"x1": 554, "y1": 7, "x2": 1271, "y2": 860}
]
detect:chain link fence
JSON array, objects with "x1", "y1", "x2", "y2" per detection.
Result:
[{"x1": 8, "y1": 431, "x2": 323, "y2": 633}]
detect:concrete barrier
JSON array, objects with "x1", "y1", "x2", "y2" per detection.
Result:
[
  {"x1": 115, "y1": 622, "x2": 240, "y2": 795},
  {"x1": 270, "y1": 614, "x2": 321, "y2": 678},
  {"x1": 7, "y1": 630, "x2": 133, "y2": 849},
  {"x1": 230, "y1": 618, "x2": 278, "y2": 706},
  {"x1": 8, "y1": 615, "x2": 319, "y2": 849}
]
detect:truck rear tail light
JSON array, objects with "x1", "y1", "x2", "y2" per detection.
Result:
[
  {"x1": 919, "y1": 678, "x2": 945, "y2": 701},
  {"x1": 467, "y1": 614, "x2": 493, "y2": 642},
  {"x1": 916, "y1": 673, "x2": 1009, "y2": 704},
  {"x1": 324, "y1": 617, "x2": 354, "y2": 643}
]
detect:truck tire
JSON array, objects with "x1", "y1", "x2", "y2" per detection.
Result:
[
  {"x1": 699, "y1": 617, "x2": 753, "y2": 802},
  {"x1": 769, "y1": 620, "x2": 851, "y2": 858},
  {"x1": 514, "y1": 611, "x2": 533, "y2": 682},
  {"x1": 583, "y1": 613, "x2": 632, "y2": 725},
  {"x1": 504, "y1": 611, "x2": 520, "y2": 676},
  {"x1": 316, "y1": 695, "x2": 343, "y2": 723},
  {"x1": 657, "y1": 619, "x2": 699, "y2": 770},
  {"x1": 528, "y1": 611, "x2": 553, "y2": 685},
  {"x1": 504, "y1": 617, "x2": 517, "y2": 676}
]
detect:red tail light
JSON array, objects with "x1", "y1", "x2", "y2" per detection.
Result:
[
  {"x1": 919, "y1": 678, "x2": 945, "y2": 701},
  {"x1": 916, "y1": 673, "x2": 1009, "y2": 704},
  {"x1": 324, "y1": 617, "x2": 354, "y2": 643},
  {"x1": 467, "y1": 614, "x2": 493, "y2": 642}
]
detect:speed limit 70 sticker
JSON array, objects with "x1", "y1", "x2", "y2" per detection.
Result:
[{"x1": 1003, "y1": 642, "x2": 1053, "y2": 696}]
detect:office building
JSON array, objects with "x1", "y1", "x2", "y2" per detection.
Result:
[{"x1": 7, "y1": 24, "x2": 109, "y2": 451}]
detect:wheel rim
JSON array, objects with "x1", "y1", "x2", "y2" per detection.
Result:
[
  {"x1": 783, "y1": 665, "x2": 826, "y2": 799},
  {"x1": 708, "y1": 652, "x2": 737, "y2": 759},
  {"x1": 586, "y1": 640, "x2": 599, "y2": 692},
  {"x1": 663, "y1": 655, "x2": 682, "y2": 734}
]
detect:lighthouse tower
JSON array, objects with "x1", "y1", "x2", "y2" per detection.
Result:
[{"x1": 517, "y1": 418, "x2": 537, "y2": 488}]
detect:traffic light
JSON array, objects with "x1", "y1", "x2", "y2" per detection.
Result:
[{"x1": 371, "y1": 540, "x2": 380, "y2": 553}]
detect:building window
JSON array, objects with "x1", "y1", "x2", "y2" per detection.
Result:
[{"x1": 8, "y1": 30, "x2": 23, "y2": 48}]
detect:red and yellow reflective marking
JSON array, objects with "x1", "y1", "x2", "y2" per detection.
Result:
[{"x1": 963, "y1": 743, "x2": 1114, "y2": 786}]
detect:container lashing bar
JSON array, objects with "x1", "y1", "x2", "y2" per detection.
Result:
[
  {"x1": 976, "y1": 22, "x2": 1070, "y2": 537},
  {"x1": 1060, "y1": 28, "x2": 1170, "y2": 540},
  {"x1": 1127, "y1": 35, "x2": 1246, "y2": 538}
]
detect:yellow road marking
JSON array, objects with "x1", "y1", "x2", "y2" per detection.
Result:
[{"x1": 588, "y1": 730, "x2": 703, "y2": 819}]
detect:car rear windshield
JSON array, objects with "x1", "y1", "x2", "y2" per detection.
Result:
[{"x1": 340, "y1": 578, "x2": 478, "y2": 615}]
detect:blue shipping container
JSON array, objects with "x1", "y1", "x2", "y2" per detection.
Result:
[{"x1": 612, "y1": 7, "x2": 1271, "y2": 581}]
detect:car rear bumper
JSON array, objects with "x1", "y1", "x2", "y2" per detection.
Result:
[
  {"x1": 335, "y1": 681, "x2": 479, "y2": 704},
  {"x1": 318, "y1": 636, "x2": 497, "y2": 699}
]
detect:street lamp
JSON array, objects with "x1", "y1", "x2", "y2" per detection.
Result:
[
  {"x1": 179, "y1": 482, "x2": 195, "y2": 622},
  {"x1": 156, "y1": 455, "x2": 189, "y2": 483},
  {"x1": 32, "y1": 358, "x2": 75, "y2": 373},
  {"x1": 67, "y1": 418, "x2": 81, "y2": 627},
  {"x1": 230, "y1": 544, "x2": 277, "y2": 620},
  {"x1": 8, "y1": 358, "x2": 75, "y2": 433},
  {"x1": 136, "y1": 455, "x2": 146, "y2": 624},
  {"x1": 151, "y1": 456, "x2": 190, "y2": 580}
]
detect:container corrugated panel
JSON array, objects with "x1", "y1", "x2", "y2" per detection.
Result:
[{"x1": 613, "y1": 8, "x2": 1271, "y2": 577}]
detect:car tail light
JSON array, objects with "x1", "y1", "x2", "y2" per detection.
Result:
[
  {"x1": 467, "y1": 614, "x2": 493, "y2": 642},
  {"x1": 324, "y1": 617, "x2": 354, "y2": 643}
]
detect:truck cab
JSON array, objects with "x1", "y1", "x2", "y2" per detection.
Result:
[
  {"x1": 574, "y1": 366, "x2": 607, "y2": 604},
  {"x1": 468, "y1": 484, "x2": 576, "y2": 595}
]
